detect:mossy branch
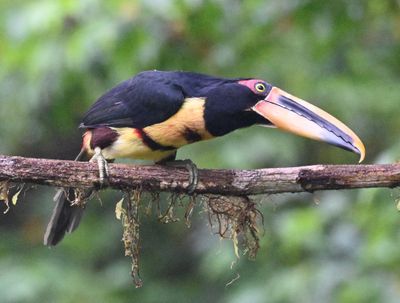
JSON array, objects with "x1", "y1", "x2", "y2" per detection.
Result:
[
  {"x1": 0, "y1": 155, "x2": 399, "y2": 195},
  {"x1": 2, "y1": 154, "x2": 399, "y2": 286}
]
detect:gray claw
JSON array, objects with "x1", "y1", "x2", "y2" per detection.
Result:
[
  {"x1": 90, "y1": 147, "x2": 109, "y2": 184},
  {"x1": 165, "y1": 159, "x2": 198, "y2": 194},
  {"x1": 184, "y1": 161, "x2": 198, "y2": 194}
]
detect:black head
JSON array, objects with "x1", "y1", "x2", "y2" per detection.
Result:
[
  {"x1": 202, "y1": 75, "x2": 365, "y2": 162},
  {"x1": 204, "y1": 79, "x2": 274, "y2": 136}
]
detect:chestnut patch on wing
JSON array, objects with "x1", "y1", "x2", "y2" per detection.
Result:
[{"x1": 90, "y1": 127, "x2": 118, "y2": 149}]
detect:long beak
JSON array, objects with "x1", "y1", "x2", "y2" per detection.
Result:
[{"x1": 252, "y1": 87, "x2": 366, "y2": 162}]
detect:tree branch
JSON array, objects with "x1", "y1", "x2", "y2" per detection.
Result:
[{"x1": 0, "y1": 154, "x2": 399, "y2": 195}]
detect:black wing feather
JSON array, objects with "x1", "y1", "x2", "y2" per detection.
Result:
[
  {"x1": 81, "y1": 71, "x2": 186, "y2": 129},
  {"x1": 80, "y1": 71, "x2": 235, "y2": 129}
]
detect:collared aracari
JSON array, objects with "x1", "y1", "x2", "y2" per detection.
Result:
[{"x1": 44, "y1": 70, "x2": 365, "y2": 246}]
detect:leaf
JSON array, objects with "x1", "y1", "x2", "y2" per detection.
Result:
[
  {"x1": 115, "y1": 197, "x2": 125, "y2": 220},
  {"x1": 0, "y1": 181, "x2": 10, "y2": 214},
  {"x1": 11, "y1": 187, "x2": 23, "y2": 206},
  {"x1": 0, "y1": 181, "x2": 8, "y2": 201}
]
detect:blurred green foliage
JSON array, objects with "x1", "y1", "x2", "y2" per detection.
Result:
[{"x1": 1, "y1": 0, "x2": 400, "y2": 302}]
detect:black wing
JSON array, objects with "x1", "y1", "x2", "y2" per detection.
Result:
[{"x1": 80, "y1": 71, "x2": 186, "y2": 129}]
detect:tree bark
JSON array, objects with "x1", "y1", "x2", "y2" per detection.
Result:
[{"x1": 1, "y1": 155, "x2": 399, "y2": 195}]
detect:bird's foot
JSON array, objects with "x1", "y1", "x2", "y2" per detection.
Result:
[
  {"x1": 90, "y1": 147, "x2": 109, "y2": 185},
  {"x1": 165, "y1": 159, "x2": 198, "y2": 194}
]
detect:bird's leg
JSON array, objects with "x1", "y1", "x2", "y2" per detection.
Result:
[
  {"x1": 170, "y1": 159, "x2": 198, "y2": 194},
  {"x1": 157, "y1": 153, "x2": 198, "y2": 194},
  {"x1": 89, "y1": 147, "x2": 109, "y2": 184}
]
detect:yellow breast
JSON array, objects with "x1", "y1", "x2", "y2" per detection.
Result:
[
  {"x1": 107, "y1": 128, "x2": 176, "y2": 161},
  {"x1": 83, "y1": 97, "x2": 214, "y2": 162},
  {"x1": 144, "y1": 97, "x2": 213, "y2": 147}
]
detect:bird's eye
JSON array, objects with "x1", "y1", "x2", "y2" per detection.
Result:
[{"x1": 255, "y1": 82, "x2": 266, "y2": 93}]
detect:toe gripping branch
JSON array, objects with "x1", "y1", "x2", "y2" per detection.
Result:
[
  {"x1": 89, "y1": 148, "x2": 198, "y2": 194},
  {"x1": 90, "y1": 147, "x2": 110, "y2": 185},
  {"x1": 164, "y1": 159, "x2": 199, "y2": 194}
]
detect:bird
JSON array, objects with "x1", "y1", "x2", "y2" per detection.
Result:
[{"x1": 44, "y1": 70, "x2": 365, "y2": 246}]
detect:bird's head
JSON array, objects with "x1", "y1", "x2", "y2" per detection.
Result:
[{"x1": 204, "y1": 78, "x2": 365, "y2": 162}]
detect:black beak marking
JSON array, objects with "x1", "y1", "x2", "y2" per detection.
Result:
[{"x1": 269, "y1": 95, "x2": 357, "y2": 153}]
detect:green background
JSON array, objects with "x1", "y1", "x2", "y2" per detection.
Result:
[{"x1": 1, "y1": 0, "x2": 400, "y2": 302}]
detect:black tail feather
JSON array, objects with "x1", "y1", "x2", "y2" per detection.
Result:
[
  {"x1": 43, "y1": 150, "x2": 87, "y2": 246},
  {"x1": 43, "y1": 189, "x2": 85, "y2": 246}
]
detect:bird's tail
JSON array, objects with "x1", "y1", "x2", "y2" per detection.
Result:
[{"x1": 44, "y1": 149, "x2": 89, "y2": 246}]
